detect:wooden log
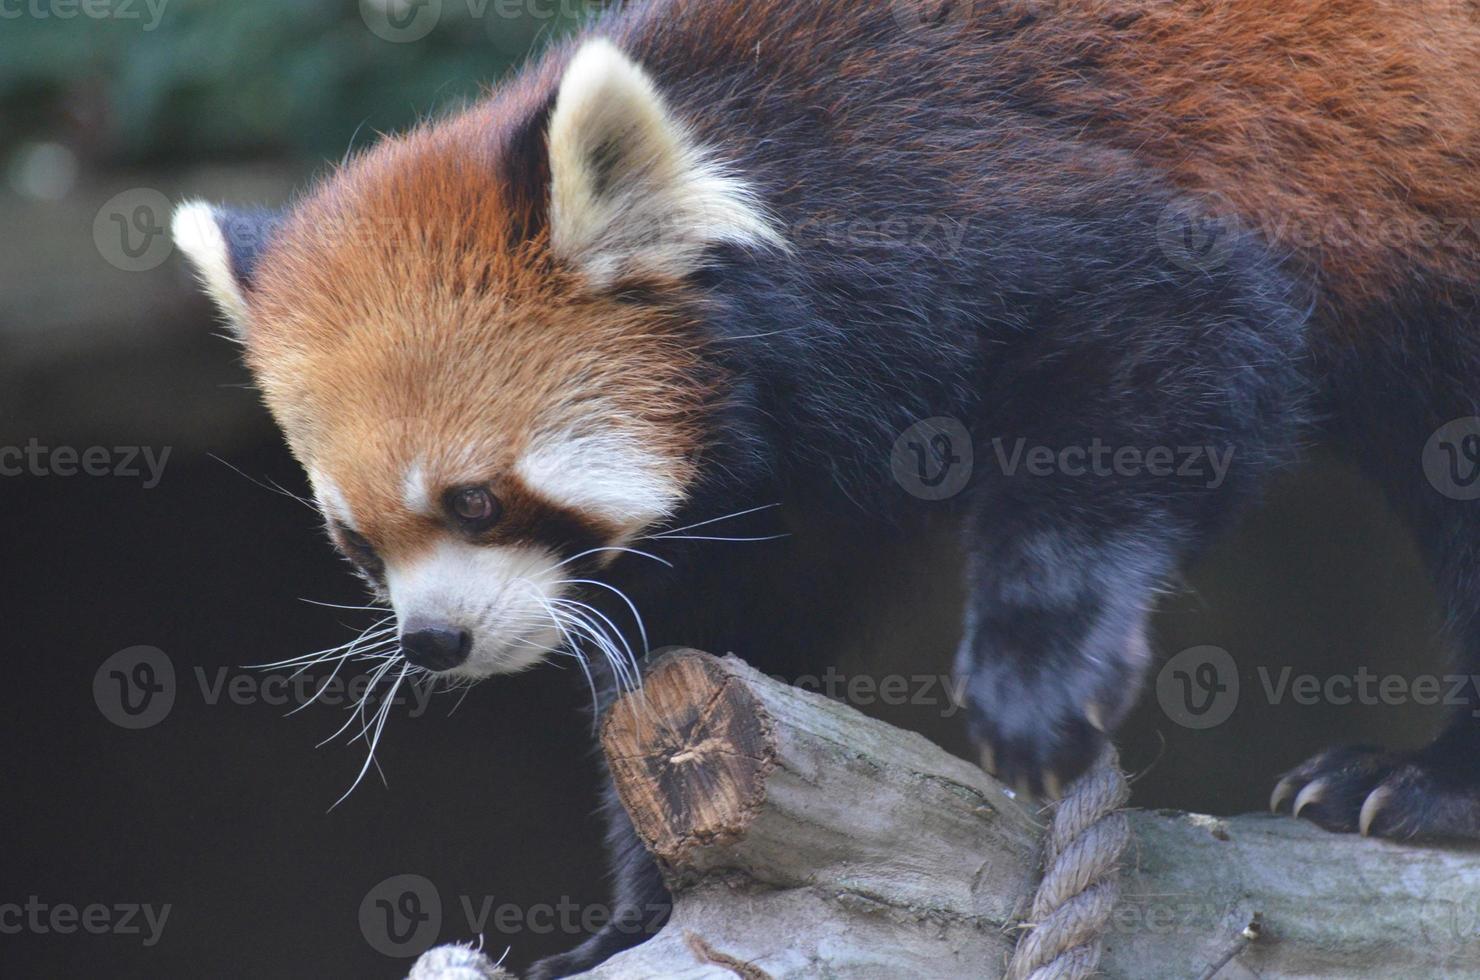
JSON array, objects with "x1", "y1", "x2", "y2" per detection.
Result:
[
  {"x1": 409, "y1": 649, "x2": 1480, "y2": 979},
  {"x1": 595, "y1": 649, "x2": 1043, "y2": 978}
]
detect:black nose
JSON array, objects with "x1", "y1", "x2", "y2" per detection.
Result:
[{"x1": 400, "y1": 624, "x2": 471, "y2": 671}]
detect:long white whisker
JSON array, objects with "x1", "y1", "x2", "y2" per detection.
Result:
[
  {"x1": 318, "y1": 658, "x2": 396, "y2": 748},
  {"x1": 330, "y1": 662, "x2": 408, "y2": 811},
  {"x1": 287, "y1": 631, "x2": 398, "y2": 715},
  {"x1": 286, "y1": 637, "x2": 398, "y2": 682},
  {"x1": 248, "y1": 637, "x2": 395, "y2": 675},
  {"x1": 550, "y1": 597, "x2": 637, "y2": 664},
  {"x1": 245, "y1": 642, "x2": 365, "y2": 672},
  {"x1": 551, "y1": 602, "x2": 627, "y2": 692},
  {"x1": 298, "y1": 598, "x2": 392, "y2": 612},
  {"x1": 348, "y1": 659, "x2": 399, "y2": 742},
  {"x1": 447, "y1": 682, "x2": 476, "y2": 717},
  {"x1": 553, "y1": 545, "x2": 673, "y2": 570},
  {"x1": 288, "y1": 653, "x2": 355, "y2": 716},
  {"x1": 554, "y1": 579, "x2": 650, "y2": 657},
  {"x1": 527, "y1": 586, "x2": 602, "y2": 724},
  {"x1": 553, "y1": 599, "x2": 641, "y2": 695},
  {"x1": 650, "y1": 502, "x2": 781, "y2": 536},
  {"x1": 208, "y1": 453, "x2": 318, "y2": 513},
  {"x1": 560, "y1": 603, "x2": 657, "y2": 726},
  {"x1": 245, "y1": 619, "x2": 395, "y2": 670},
  {"x1": 643, "y1": 532, "x2": 790, "y2": 543},
  {"x1": 556, "y1": 602, "x2": 658, "y2": 728},
  {"x1": 287, "y1": 633, "x2": 397, "y2": 680},
  {"x1": 558, "y1": 645, "x2": 599, "y2": 727}
]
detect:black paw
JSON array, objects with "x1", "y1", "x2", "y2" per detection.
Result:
[
  {"x1": 1271, "y1": 744, "x2": 1480, "y2": 841},
  {"x1": 962, "y1": 657, "x2": 1132, "y2": 800}
]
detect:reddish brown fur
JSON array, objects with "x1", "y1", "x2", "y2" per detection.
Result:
[
  {"x1": 248, "y1": 56, "x2": 711, "y2": 560},
  {"x1": 1003, "y1": 0, "x2": 1480, "y2": 314},
  {"x1": 244, "y1": 0, "x2": 1480, "y2": 554},
  {"x1": 614, "y1": 0, "x2": 1480, "y2": 315}
]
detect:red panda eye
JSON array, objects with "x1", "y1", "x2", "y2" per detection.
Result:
[{"x1": 449, "y1": 486, "x2": 500, "y2": 527}]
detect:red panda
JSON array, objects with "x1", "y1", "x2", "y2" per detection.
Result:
[{"x1": 173, "y1": 1, "x2": 1480, "y2": 975}]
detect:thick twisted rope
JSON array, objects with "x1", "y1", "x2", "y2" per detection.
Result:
[{"x1": 1005, "y1": 746, "x2": 1131, "y2": 980}]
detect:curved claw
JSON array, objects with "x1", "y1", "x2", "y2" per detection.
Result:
[
  {"x1": 1269, "y1": 775, "x2": 1300, "y2": 813},
  {"x1": 1358, "y1": 784, "x2": 1394, "y2": 837},
  {"x1": 1084, "y1": 702, "x2": 1107, "y2": 733},
  {"x1": 1292, "y1": 779, "x2": 1327, "y2": 819}
]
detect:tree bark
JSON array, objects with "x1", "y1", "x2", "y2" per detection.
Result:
[{"x1": 410, "y1": 649, "x2": 1480, "y2": 979}]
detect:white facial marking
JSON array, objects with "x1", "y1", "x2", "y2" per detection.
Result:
[
  {"x1": 386, "y1": 540, "x2": 566, "y2": 677},
  {"x1": 401, "y1": 462, "x2": 433, "y2": 517},
  {"x1": 171, "y1": 200, "x2": 250, "y2": 328},
  {"x1": 515, "y1": 425, "x2": 682, "y2": 532},
  {"x1": 309, "y1": 469, "x2": 356, "y2": 530}
]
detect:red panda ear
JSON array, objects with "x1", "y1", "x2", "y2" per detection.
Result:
[
  {"x1": 546, "y1": 39, "x2": 784, "y2": 289},
  {"x1": 171, "y1": 201, "x2": 282, "y2": 337}
]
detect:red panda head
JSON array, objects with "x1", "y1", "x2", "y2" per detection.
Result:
[{"x1": 172, "y1": 39, "x2": 782, "y2": 678}]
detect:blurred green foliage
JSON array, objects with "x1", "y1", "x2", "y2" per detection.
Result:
[{"x1": 0, "y1": 0, "x2": 594, "y2": 166}]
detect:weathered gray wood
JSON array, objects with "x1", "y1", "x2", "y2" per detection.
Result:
[
  {"x1": 1106, "y1": 810, "x2": 1480, "y2": 979},
  {"x1": 410, "y1": 650, "x2": 1480, "y2": 980}
]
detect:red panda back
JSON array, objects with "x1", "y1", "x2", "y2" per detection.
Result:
[
  {"x1": 1011, "y1": 0, "x2": 1480, "y2": 317},
  {"x1": 611, "y1": 0, "x2": 1480, "y2": 320},
  {"x1": 244, "y1": 0, "x2": 1480, "y2": 442}
]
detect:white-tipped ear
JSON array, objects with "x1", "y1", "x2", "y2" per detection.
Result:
[
  {"x1": 547, "y1": 39, "x2": 783, "y2": 288},
  {"x1": 172, "y1": 201, "x2": 281, "y2": 336}
]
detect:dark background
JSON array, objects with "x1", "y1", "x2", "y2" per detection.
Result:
[{"x1": 0, "y1": 2, "x2": 1453, "y2": 977}]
